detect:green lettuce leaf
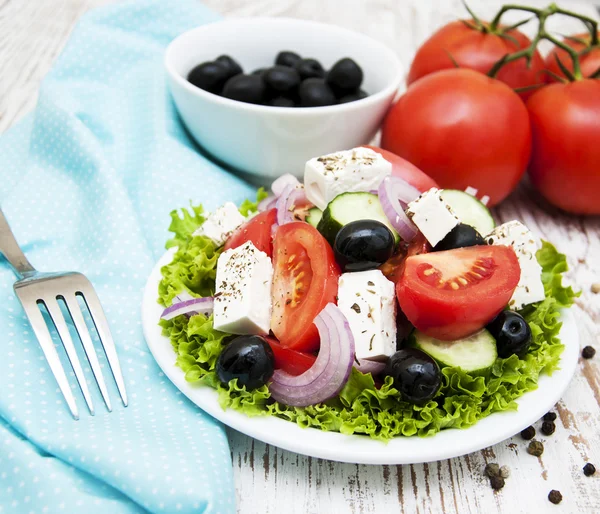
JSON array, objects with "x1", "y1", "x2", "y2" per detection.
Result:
[
  {"x1": 537, "y1": 240, "x2": 579, "y2": 308},
  {"x1": 158, "y1": 235, "x2": 221, "y2": 306},
  {"x1": 238, "y1": 187, "x2": 268, "y2": 217},
  {"x1": 159, "y1": 201, "x2": 578, "y2": 441},
  {"x1": 165, "y1": 204, "x2": 206, "y2": 250},
  {"x1": 158, "y1": 189, "x2": 268, "y2": 307}
]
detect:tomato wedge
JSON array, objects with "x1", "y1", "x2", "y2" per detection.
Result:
[
  {"x1": 271, "y1": 223, "x2": 340, "y2": 352},
  {"x1": 265, "y1": 337, "x2": 316, "y2": 376},
  {"x1": 396, "y1": 246, "x2": 520, "y2": 341},
  {"x1": 223, "y1": 208, "x2": 276, "y2": 257}
]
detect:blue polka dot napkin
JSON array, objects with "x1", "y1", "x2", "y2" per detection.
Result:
[{"x1": 0, "y1": 1, "x2": 256, "y2": 512}]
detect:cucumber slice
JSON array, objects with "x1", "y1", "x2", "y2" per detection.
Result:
[
  {"x1": 440, "y1": 189, "x2": 495, "y2": 235},
  {"x1": 306, "y1": 207, "x2": 323, "y2": 228},
  {"x1": 316, "y1": 192, "x2": 399, "y2": 245},
  {"x1": 410, "y1": 329, "x2": 497, "y2": 374}
]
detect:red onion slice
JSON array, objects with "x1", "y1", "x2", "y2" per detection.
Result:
[
  {"x1": 271, "y1": 174, "x2": 300, "y2": 197},
  {"x1": 268, "y1": 303, "x2": 355, "y2": 407},
  {"x1": 271, "y1": 222, "x2": 279, "y2": 238},
  {"x1": 174, "y1": 292, "x2": 194, "y2": 303},
  {"x1": 377, "y1": 176, "x2": 420, "y2": 241},
  {"x1": 275, "y1": 184, "x2": 307, "y2": 226},
  {"x1": 354, "y1": 358, "x2": 386, "y2": 376},
  {"x1": 161, "y1": 297, "x2": 214, "y2": 320},
  {"x1": 258, "y1": 195, "x2": 278, "y2": 212}
]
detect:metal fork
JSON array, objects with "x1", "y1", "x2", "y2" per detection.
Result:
[{"x1": 0, "y1": 208, "x2": 127, "y2": 419}]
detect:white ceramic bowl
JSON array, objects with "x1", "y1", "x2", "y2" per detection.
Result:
[{"x1": 165, "y1": 18, "x2": 403, "y2": 185}]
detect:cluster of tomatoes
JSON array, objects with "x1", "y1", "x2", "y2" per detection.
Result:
[{"x1": 380, "y1": 7, "x2": 600, "y2": 215}]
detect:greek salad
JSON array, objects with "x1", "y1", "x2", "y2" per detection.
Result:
[{"x1": 158, "y1": 146, "x2": 576, "y2": 440}]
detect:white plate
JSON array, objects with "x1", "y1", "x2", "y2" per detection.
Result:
[{"x1": 142, "y1": 249, "x2": 579, "y2": 465}]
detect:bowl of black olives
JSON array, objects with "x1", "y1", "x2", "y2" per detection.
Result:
[{"x1": 165, "y1": 18, "x2": 402, "y2": 184}]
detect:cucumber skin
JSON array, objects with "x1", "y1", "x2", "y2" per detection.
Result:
[
  {"x1": 440, "y1": 189, "x2": 495, "y2": 235},
  {"x1": 408, "y1": 330, "x2": 497, "y2": 376},
  {"x1": 306, "y1": 208, "x2": 323, "y2": 228},
  {"x1": 316, "y1": 192, "x2": 399, "y2": 246},
  {"x1": 317, "y1": 207, "x2": 345, "y2": 245}
]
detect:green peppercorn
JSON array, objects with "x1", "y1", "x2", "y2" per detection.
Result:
[
  {"x1": 485, "y1": 463, "x2": 500, "y2": 477},
  {"x1": 527, "y1": 440, "x2": 544, "y2": 457}
]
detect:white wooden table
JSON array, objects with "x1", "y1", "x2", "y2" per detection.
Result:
[{"x1": 1, "y1": 1, "x2": 599, "y2": 513}]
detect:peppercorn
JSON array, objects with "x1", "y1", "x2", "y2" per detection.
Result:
[
  {"x1": 527, "y1": 440, "x2": 544, "y2": 457},
  {"x1": 499, "y1": 465, "x2": 510, "y2": 479},
  {"x1": 591, "y1": 283, "x2": 600, "y2": 294},
  {"x1": 543, "y1": 411, "x2": 557, "y2": 422},
  {"x1": 485, "y1": 463, "x2": 500, "y2": 477},
  {"x1": 521, "y1": 426, "x2": 536, "y2": 440},
  {"x1": 548, "y1": 490, "x2": 562, "y2": 504},
  {"x1": 490, "y1": 475, "x2": 505, "y2": 490},
  {"x1": 541, "y1": 421, "x2": 556, "y2": 436},
  {"x1": 583, "y1": 463, "x2": 596, "y2": 476},
  {"x1": 582, "y1": 346, "x2": 596, "y2": 359}
]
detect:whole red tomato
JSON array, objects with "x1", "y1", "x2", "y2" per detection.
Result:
[
  {"x1": 527, "y1": 79, "x2": 600, "y2": 215},
  {"x1": 545, "y1": 32, "x2": 600, "y2": 83},
  {"x1": 381, "y1": 68, "x2": 531, "y2": 206},
  {"x1": 408, "y1": 20, "x2": 545, "y2": 100}
]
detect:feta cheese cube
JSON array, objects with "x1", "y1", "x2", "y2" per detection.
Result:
[
  {"x1": 213, "y1": 241, "x2": 273, "y2": 335},
  {"x1": 486, "y1": 220, "x2": 545, "y2": 310},
  {"x1": 193, "y1": 202, "x2": 245, "y2": 246},
  {"x1": 406, "y1": 188, "x2": 459, "y2": 247},
  {"x1": 337, "y1": 270, "x2": 397, "y2": 361},
  {"x1": 304, "y1": 147, "x2": 392, "y2": 210}
]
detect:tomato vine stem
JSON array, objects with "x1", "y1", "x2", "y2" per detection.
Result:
[
  {"x1": 486, "y1": 3, "x2": 599, "y2": 81},
  {"x1": 489, "y1": 4, "x2": 543, "y2": 31},
  {"x1": 490, "y1": 3, "x2": 598, "y2": 45}
]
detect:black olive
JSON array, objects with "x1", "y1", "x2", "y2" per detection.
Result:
[
  {"x1": 486, "y1": 311, "x2": 532, "y2": 358},
  {"x1": 326, "y1": 58, "x2": 364, "y2": 96},
  {"x1": 264, "y1": 66, "x2": 301, "y2": 94},
  {"x1": 275, "y1": 50, "x2": 302, "y2": 68},
  {"x1": 338, "y1": 89, "x2": 368, "y2": 104},
  {"x1": 268, "y1": 96, "x2": 296, "y2": 107},
  {"x1": 384, "y1": 348, "x2": 441, "y2": 404},
  {"x1": 433, "y1": 223, "x2": 486, "y2": 252},
  {"x1": 293, "y1": 58, "x2": 325, "y2": 80},
  {"x1": 222, "y1": 74, "x2": 266, "y2": 104},
  {"x1": 251, "y1": 68, "x2": 267, "y2": 77},
  {"x1": 216, "y1": 335, "x2": 275, "y2": 390},
  {"x1": 215, "y1": 55, "x2": 243, "y2": 80},
  {"x1": 298, "y1": 78, "x2": 336, "y2": 107},
  {"x1": 396, "y1": 309, "x2": 415, "y2": 350},
  {"x1": 187, "y1": 61, "x2": 229, "y2": 94},
  {"x1": 334, "y1": 220, "x2": 395, "y2": 272}
]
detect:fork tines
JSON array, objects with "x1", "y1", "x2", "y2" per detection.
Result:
[{"x1": 14, "y1": 272, "x2": 127, "y2": 419}]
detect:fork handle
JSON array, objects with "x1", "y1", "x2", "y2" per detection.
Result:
[{"x1": 0, "y1": 208, "x2": 36, "y2": 278}]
